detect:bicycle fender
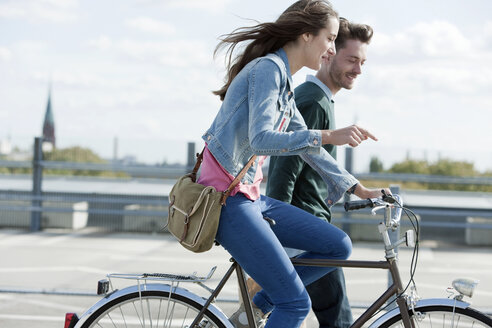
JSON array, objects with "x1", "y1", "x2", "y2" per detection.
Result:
[
  {"x1": 74, "y1": 283, "x2": 234, "y2": 327},
  {"x1": 369, "y1": 298, "x2": 471, "y2": 328}
]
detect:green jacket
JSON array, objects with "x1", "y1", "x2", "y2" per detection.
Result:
[{"x1": 266, "y1": 81, "x2": 336, "y2": 222}]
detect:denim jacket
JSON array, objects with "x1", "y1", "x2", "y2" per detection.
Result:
[{"x1": 203, "y1": 48, "x2": 358, "y2": 205}]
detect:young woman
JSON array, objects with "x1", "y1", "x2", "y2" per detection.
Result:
[{"x1": 197, "y1": 1, "x2": 388, "y2": 327}]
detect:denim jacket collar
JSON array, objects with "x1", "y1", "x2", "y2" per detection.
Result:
[{"x1": 275, "y1": 48, "x2": 294, "y2": 93}]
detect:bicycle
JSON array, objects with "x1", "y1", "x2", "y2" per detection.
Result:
[{"x1": 64, "y1": 193, "x2": 492, "y2": 328}]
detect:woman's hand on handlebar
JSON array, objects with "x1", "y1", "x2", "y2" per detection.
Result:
[
  {"x1": 321, "y1": 125, "x2": 377, "y2": 147},
  {"x1": 353, "y1": 183, "x2": 391, "y2": 199}
]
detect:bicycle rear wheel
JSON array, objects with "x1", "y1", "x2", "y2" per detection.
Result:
[
  {"x1": 80, "y1": 290, "x2": 228, "y2": 328},
  {"x1": 378, "y1": 304, "x2": 492, "y2": 328}
]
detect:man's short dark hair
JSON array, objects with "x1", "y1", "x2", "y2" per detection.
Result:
[{"x1": 335, "y1": 17, "x2": 373, "y2": 50}]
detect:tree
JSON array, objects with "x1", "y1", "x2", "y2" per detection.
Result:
[
  {"x1": 428, "y1": 159, "x2": 476, "y2": 177},
  {"x1": 388, "y1": 159, "x2": 430, "y2": 175},
  {"x1": 43, "y1": 146, "x2": 127, "y2": 177},
  {"x1": 369, "y1": 156, "x2": 384, "y2": 173},
  {"x1": 384, "y1": 158, "x2": 491, "y2": 192},
  {"x1": 43, "y1": 146, "x2": 106, "y2": 163}
]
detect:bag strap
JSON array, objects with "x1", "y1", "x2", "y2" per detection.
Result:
[
  {"x1": 189, "y1": 148, "x2": 205, "y2": 182},
  {"x1": 220, "y1": 154, "x2": 257, "y2": 205},
  {"x1": 190, "y1": 147, "x2": 257, "y2": 205}
]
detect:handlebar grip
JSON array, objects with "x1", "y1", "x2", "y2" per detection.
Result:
[{"x1": 344, "y1": 199, "x2": 374, "y2": 211}]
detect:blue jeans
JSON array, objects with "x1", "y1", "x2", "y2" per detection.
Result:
[{"x1": 215, "y1": 194, "x2": 352, "y2": 328}]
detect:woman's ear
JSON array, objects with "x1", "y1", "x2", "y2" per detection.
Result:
[{"x1": 301, "y1": 32, "x2": 312, "y2": 42}]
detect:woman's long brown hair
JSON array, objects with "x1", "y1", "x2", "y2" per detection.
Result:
[{"x1": 213, "y1": 0, "x2": 338, "y2": 101}]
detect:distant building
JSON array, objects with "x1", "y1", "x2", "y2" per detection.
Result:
[
  {"x1": 8, "y1": 149, "x2": 31, "y2": 161},
  {"x1": 42, "y1": 87, "x2": 55, "y2": 152},
  {"x1": 119, "y1": 155, "x2": 138, "y2": 165},
  {"x1": 0, "y1": 137, "x2": 12, "y2": 155}
]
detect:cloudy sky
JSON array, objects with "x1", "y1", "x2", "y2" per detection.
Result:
[{"x1": 1, "y1": 0, "x2": 491, "y2": 172}]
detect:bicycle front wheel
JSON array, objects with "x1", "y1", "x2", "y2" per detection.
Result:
[
  {"x1": 80, "y1": 290, "x2": 228, "y2": 328},
  {"x1": 378, "y1": 305, "x2": 492, "y2": 328}
]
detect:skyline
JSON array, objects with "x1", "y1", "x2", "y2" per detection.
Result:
[{"x1": 1, "y1": 0, "x2": 491, "y2": 172}]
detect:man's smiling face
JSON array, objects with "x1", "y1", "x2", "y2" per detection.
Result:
[{"x1": 329, "y1": 39, "x2": 368, "y2": 90}]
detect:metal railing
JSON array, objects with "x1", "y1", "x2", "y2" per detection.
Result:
[
  {"x1": 355, "y1": 172, "x2": 492, "y2": 185},
  {"x1": 1, "y1": 137, "x2": 491, "y2": 239}
]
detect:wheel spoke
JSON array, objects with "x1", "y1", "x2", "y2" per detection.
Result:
[
  {"x1": 132, "y1": 301, "x2": 144, "y2": 327},
  {"x1": 145, "y1": 298, "x2": 153, "y2": 328},
  {"x1": 155, "y1": 299, "x2": 162, "y2": 328},
  {"x1": 117, "y1": 305, "x2": 129, "y2": 328}
]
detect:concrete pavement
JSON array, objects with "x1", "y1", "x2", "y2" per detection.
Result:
[{"x1": 0, "y1": 228, "x2": 491, "y2": 328}]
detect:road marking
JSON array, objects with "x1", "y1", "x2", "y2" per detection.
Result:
[
  {"x1": 4, "y1": 295, "x2": 91, "y2": 312},
  {"x1": 37, "y1": 233, "x2": 80, "y2": 245},
  {"x1": 0, "y1": 266, "x2": 107, "y2": 274},
  {"x1": 0, "y1": 234, "x2": 38, "y2": 246},
  {"x1": 421, "y1": 267, "x2": 492, "y2": 275},
  {"x1": 0, "y1": 314, "x2": 62, "y2": 322},
  {"x1": 109, "y1": 254, "x2": 229, "y2": 264}
]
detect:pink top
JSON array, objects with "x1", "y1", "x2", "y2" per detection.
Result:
[{"x1": 197, "y1": 146, "x2": 266, "y2": 201}]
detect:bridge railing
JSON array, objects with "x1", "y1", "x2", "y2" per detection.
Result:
[{"x1": 0, "y1": 138, "x2": 491, "y2": 246}]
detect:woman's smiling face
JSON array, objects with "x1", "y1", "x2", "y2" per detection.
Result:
[{"x1": 303, "y1": 17, "x2": 339, "y2": 71}]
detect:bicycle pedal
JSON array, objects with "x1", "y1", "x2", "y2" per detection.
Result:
[{"x1": 198, "y1": 319, "x2": 213, "y2": 328}]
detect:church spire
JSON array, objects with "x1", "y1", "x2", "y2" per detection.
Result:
[{"x1": 42, "y1": 85, "x2": 55, "y2": 151}]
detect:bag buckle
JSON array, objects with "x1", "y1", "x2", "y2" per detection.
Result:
[
  {"x1": 180, "y1": 209, "x2": 192, "y2": 242},
  {"x1": 169, "y1": 195, "x2": 176, "y2": 216}
]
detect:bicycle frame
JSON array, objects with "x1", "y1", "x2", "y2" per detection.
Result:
[
  {"x1": 189, "y1": 255, "x2": 414, "y2": 328},
  {"x1": 291, "y1": 257, "x2": 414, "y2": 328}
]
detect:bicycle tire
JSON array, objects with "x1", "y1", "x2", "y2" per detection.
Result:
[
  {"x1": 377, "y1": 304, "x2": 492, "y2": 328},
  {"x1": 80, "y1": 290, "x2": 228, "y2": 328}
]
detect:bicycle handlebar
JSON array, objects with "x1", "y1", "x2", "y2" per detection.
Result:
[
  {"x1": 344, "y1": 198, "x2": 375, "y2": 211},
  {"x1": 344, "y1": 192, "x2": 398, "y2": 212}
]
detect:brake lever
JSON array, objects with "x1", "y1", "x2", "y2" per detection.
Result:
[{"x1": 381, "y1": 189, "x2": 396, "y2": 204}]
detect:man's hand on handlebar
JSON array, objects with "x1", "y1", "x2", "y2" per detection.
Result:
[{"x1": 352, "y1": 183, "x2": 391, "y2": 199}]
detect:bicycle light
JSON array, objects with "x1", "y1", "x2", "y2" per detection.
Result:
[
  {"x1": 64, "y1": 313, "x2": 79, "y2": 328},
  {"x1": 405, "y1": 230, "x2": 416, "y2": 247},
  {"x1": 452, "y1": 278, "x2": 479, "y2": 298}
]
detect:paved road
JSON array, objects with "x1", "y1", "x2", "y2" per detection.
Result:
[{"x1": 0, "y1": 228, "x2": 491, "y2": 328}]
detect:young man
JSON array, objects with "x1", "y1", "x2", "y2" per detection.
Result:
[{"x1": 266, "y1": 18, "x2": 374, "y2": 328}]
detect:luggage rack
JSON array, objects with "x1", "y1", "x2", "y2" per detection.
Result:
[{"x1": 97, "y1": 266, "x2": 218, "y2": 295}]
